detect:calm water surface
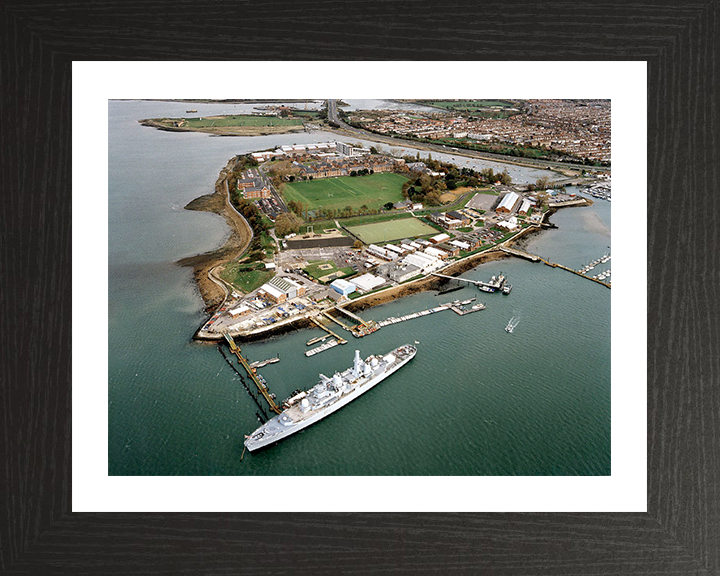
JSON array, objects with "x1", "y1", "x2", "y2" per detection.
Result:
[{"x1": 109, "y1": 101, "x2": 610, "y2": 476}]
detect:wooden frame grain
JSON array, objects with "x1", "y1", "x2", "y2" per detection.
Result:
[{"x1": 1, "y1": 1, "x2": 718, "y2": 573}]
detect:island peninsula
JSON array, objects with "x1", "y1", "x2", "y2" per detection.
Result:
[{"x1": 139, "y1": 99, "x2": 611, "y2": 343}]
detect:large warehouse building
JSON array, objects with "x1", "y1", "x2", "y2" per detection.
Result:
[
  {"x1": 496, "y1": 192, "x2": 521, "y2": 214},
  {"x1": 257, "y1": 276, "x2": 306, "y2": 303},
  {"x1": 352, "y1": 273, "x2": 385, "y2": 292}
]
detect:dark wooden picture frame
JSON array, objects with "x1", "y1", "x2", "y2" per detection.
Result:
[{"x1": 2, "y1": 1, "x2": 718, "y2": 574}]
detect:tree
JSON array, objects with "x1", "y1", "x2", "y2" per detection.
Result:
[
  {"x1": 353, "y1": 239, "x2": 363, "y2": 249},
  {"x1": 535, "y1": 176, "x2": 551, "y2": 190},
  {"x1": 446, "y1": 180, "x2": 458, "y2": 190},
  {"x1": 497, "y1": 169, "x2": 512, "y2": 185},
  {"x1": 287, "y1": 200, "x2": 304, "y2": 218},
  {"x1": 534, "y1": 191, "x2": 549, "y2": 210},
  {"x1": 383, "y1": 202, "x2": 395, "y2": 210},
  {"x1": 275, "y1": 213, "x2": 302, "y2": 237},
  {"x1": 425, "y1": 191, "x2": 442, "y2": 206},
  {"x1": 480, "y1": 167, "x2": 495, "y2": 183}
]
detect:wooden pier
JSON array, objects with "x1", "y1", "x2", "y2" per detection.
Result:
[
  {"x1": 497, "y1": 244, "x2": 611, "y2": 290},
  {"x1": 498, "y1": 245, "x2": 541, "y2": 262},
  {"x1": 222, "y1": 333, "x2": 282, "y2": 414},
  {"x1": 431, "y1": 273, "x2": 504, "y2": 291},
  {"x1": 335, "y1": 305, "x2": 370, "y2": 326},
  {"x1": 311, "y1": 316, "x2": 348, "y2": 344},
  {"x1": 307, "y1": 333, "x2": 331, "y2": 346}
]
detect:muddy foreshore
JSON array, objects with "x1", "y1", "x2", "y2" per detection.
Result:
[{"x1": 177, "y1": 157, "x2": 253, "y2": 313}]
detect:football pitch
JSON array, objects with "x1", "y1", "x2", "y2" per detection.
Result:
[
  {"x1": 347, "y1": 218, "x2": 438, "y2": 244},
  {"x1": 283, "y1": 172, "x2": 407, "y2": 212}
]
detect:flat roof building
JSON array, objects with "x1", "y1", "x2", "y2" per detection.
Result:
[
  {"x1": 386, "y1": 262, "x2": 421, "y2": 283},
  {"x1": 403, "y1": 252, "x2": 444, "y2": 274},
  {"x1": 353, "y1": 273, "x2": 385, "y2": 292},
  {"x1": 330, "y1": 278, "x2": 356, "y2": 297}
]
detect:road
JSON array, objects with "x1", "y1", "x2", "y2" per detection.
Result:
[
  {"x1": 257, "y1": 164, "x2": 289, "y2": 214},
  {"x1": 326, "y1": 99, "x2": 610, "y2": 173}
]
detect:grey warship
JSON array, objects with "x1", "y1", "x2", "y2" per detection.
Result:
[{"x1": 244, "y1": 344, "x2": 417, "y2": 451}]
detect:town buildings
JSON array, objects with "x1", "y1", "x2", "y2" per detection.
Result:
[{"x1": 349, "y1": 99, "x2": 611, "y2": 164}]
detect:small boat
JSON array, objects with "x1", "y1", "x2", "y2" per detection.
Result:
[
  {"x1": 186, "y1": 109, "x2": 198, "y2": 113},
  {"x1": 505, "y1": 316, "x2": 519, "y2": 333}
]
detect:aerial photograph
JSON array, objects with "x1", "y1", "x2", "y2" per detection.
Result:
[{"x1": 109, "y1": 98, "x2": 611, "y2": 476}]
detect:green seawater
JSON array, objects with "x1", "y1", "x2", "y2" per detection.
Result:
[{"x1": 109, "y1": 101, "x2": 610, "y2": 476}]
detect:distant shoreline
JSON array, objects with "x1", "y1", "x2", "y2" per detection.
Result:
[{"x1": 138, "y1": 117, "x2": 305, "y2": 137}]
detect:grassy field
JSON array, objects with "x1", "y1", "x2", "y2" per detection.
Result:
[
  {"x1": 303, "y1": 260, "x2": 354, "y2": 283},
  {"x1": 283, "y1": 172, "x2": 408, "y2": 212},
  {"x1": 182, "y1": 115, "x2": 302, "y2": 128},
  {"x1": 307, "y1": 212, "x2": 412, "y2": 234},
  {"x1": 347, "y1": 218, "x2": 438, "y2": 244},
  {"x1": 423, "y1": 100, "x2": 515, "y2": 111},
  {"x1": 220, "y1": 263, "x2": 274, "y2": 294}
]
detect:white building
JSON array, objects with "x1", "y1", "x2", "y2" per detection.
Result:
[
  {"x1": 229, "y1": 304, "x2": 252, "y2": 317},
  {"x1": 403, "y1": 252, "x2": 444, "y2": 274},
  {"x1": 449, "y1": 239, "x2": 471, "y2": 251},
  {"x1": 496, "y1": 191, "x2": 521, "y2": 213},
  {"x1": 518, "y1": 198, "x2": 534, "y2": 215},
  {"x1": 366, "y1": 244, "x2": 397, "y2": 261},
  {"x1": 330, "y1": 278, "x2": 356, "y2": 297},
  {"x1": 424, "y1": 246, "x2": 447, "y2": 259},
  {"x1": 497, "y1": 218, "x2": 519, "y2": 231},
  {"x1": 336, "y1": 142, "x2": 371, "y2": 157},
  {"x1": 353, "y1": 273, "x2": 385, "y2": 292},
  {"x1": 387, "y1": 262, "x2": 422, "y2": 283}
]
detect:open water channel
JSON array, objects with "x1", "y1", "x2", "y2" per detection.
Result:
[{"x1": 109, "y1": 100, "x2": 610, "y2": 475}]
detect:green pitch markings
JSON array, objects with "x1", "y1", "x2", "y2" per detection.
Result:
[
  {"x1": 283, "y1": 172, "x2": 408, "y2": 212},
  {"x1": 347, "y1": 218, "x2": 438, "y2": 244}
]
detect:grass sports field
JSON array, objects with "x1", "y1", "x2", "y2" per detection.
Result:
[
  {"x1": 347, "y1": 218, "x2": 437, "y2": 244},
  {"x1": 423, "y1": 100, "x2": 514, "y2": 110},
  {"x1": 182, "y1": 115, "x2": 302, "y2": 128},
  {"x1": 283, "y1": 172, "x2": 408, "y2": 212}
]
